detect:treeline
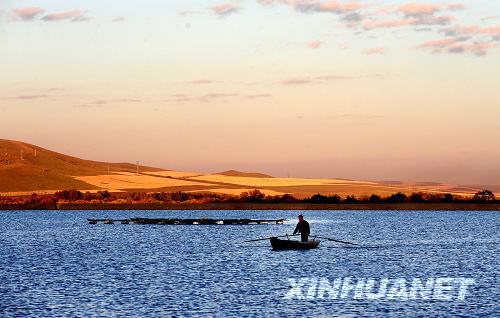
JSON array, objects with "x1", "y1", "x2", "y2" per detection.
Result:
[{"x1": 0, "y1": 189, "x2": 497, "y2": 209}]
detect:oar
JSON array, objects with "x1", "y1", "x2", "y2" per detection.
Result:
[
  {"x1": 315, "y1": 236, "x2": 359, "y2": 246},
  {"x1": 244, "y1": 234, "x2": 299, "y2": 243}
]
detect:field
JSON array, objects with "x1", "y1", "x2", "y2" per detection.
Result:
[{"x1": 0, "y1": 139, "x2": 497, "y2": 198}]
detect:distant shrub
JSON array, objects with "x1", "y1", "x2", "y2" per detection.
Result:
[
  {"x1": 54, "y1": 189, "x2": 83, "y2": 201},
  {"x1": 239, "y1": 189, "x2": 266, "y2": 203},
  {"x1": 409, "y1": 192, "x2": 425, "y2": 203},
  {"x1": 368, "y1": 194, "x2": 382, "y2": 203},
  {"x1": 441, "y1": 193, "x2": 454, "y2": 203},
  {"x1": 386, "y1": 192, "x2": 407, "y2": 203},
  {"x1": 344, "y1": 195, "x2": 358, "y2": 203},
  {"x1": 472, "y1": 190, "x2": 495, "y2": 203}
]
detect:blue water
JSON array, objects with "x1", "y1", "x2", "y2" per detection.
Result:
[{"x1": 0, "y1": 210, "x2": 498, "y2": 317}]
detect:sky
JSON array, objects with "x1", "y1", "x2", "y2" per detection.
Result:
[{"x1": 0, "y1": 0, "x2": 499, "y2": 184}]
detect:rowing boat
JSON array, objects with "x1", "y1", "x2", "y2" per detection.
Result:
[{"x1": 270, "y1": 236, "x2": 320, "y2": 250}]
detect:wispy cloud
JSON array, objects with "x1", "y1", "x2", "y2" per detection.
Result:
[
  {"x1": 41, "y1": 9, "x2": 89, "y2": 22},
  {"x1": 307, "y1": 40, "x2": 323, "y2": 49},
  {"x1": 164, "y1": 92, "x2": 274, "y2": 103},
  {"x1": 399, "y1": 3, "x2": 441, "y2": 17},
  {"x1": 481, "y1": 15, "x2": 500, "y2": 21},
  {"x1": 282, "y1": 75, "x2": 353, "y2": 85},
  {"x1": 210, "y1": 3, "x2": 241, "y2": 17},
  {"x1": 111, "y1": 16, "x2": 126, "y2": 23},
  {"x1": 91, "y1": 100, "x2": 108, "y2": 105},
  {"x1": 417, "y1": 37, "x2": 497, "y2": 56},
  {"x1": 12, "y1": 7, "x2": 44, "y2": 21},
  {"x1": 481, "y1": 25, "x2": 500, "y2": 37},
  {"x1": 246, "y1": 94, "x2": 272, "y2": 99},
  {"x1": 187, "y1": 80, "x2": 218, "y2": 84},
  {"x1": 74, "y1": 97, "x2": 142, "y2": 108},
  {"x1": 164, "y1": 93, "x2": 240, "y2": 103},
  {"x1": 257, "y1": 0, "x2": 365, "y2": 24},
  {"x1": 113, "y1": 98, "x2": 141, "y2": 103},
  {"x1": 363, "y1": 47, "x2": 385, "y2": 55},
  {"x1": 2, "y1": 94, "x2": 48, "y2": 100},
  {"x1": 11, "y1": 7, "x2": 91, "y2": 23}
]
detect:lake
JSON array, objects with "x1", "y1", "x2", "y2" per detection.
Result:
[{"x1": 0, "y1": 210, "x2": 498, "y2": 317}]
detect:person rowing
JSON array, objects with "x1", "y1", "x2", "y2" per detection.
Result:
[{"x1": 293, "y1": 214, "x2": 310, "y2": 242}]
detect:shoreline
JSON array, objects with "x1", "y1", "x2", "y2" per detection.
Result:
[{"x1": 1, "y1": 202, "x2": 499, "y2": 211}]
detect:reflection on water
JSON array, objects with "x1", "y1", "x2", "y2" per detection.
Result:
[{"x1": 0, "y1": 210, "x2": 498, "y2": 317}]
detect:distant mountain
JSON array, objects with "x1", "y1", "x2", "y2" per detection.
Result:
[
  {"x1": 216, "y1": 170, "x2": 273, "y2": 178},
  {"x1": 0, "y1": 139, "x2": 162, "y2": 192}
]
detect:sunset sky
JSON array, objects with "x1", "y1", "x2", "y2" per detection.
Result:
[{"x1": 1, "y1": 0, "x2": 499, "y2": 184}]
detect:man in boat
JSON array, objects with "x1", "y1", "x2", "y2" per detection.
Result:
[{"x1": 293, "y1": 214, "x2": 310, "y2": 242}]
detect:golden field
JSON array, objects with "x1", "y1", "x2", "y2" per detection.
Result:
[{"x1": 0, "y1": 139, "x2": 497, "y2": 198}]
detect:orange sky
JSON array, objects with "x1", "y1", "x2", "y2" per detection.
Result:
[{"x1": 1, "y1": 1, "x2": 499, "y2": 184}]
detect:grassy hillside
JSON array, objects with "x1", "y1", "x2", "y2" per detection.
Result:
[
  {"x1": 0, "y1": 139, "x2": 162, "y2": 192},
  {"x1": 216, "y1": 170, "x2": 273, "y2": 178},
  {"x1": 0, "y1": 139, "x2": 495, "y2": 197}
]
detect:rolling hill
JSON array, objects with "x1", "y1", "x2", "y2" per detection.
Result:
[
  {"x1": 0, "y1": 139, "x2": 162, "y2": 193},
  {"x1": 216, "y1": 170, "x2": 273, "y2": 178},
  {"x1": 0, "y1": 139, "x2": 496, "y2": 198}
]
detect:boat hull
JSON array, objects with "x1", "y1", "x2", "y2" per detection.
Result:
[{"x1": 270, "y1": 237, "x2": 320, "y2": 250}]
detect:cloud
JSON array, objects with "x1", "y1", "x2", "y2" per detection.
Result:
[
  {"x1": 293, "y1": 1, "x2": 364, "y2": 14},
  {"x1": 364, "y1": 18, "x2": 415, "y2": 29},
  {"x1": 481, "y1": 15, "x2": 500, "y2": 21},
  {"x1": 257, "y1": 0, "x2": 274, "y2": 5},
  {"x1": 112, "y1": 98, "x2": 141, "y2": 103},
  {"x1": 481, "y1": 25, "x2": 500, "y2": 37},
  {"x1": 4, "y1": 95, "x2": 48, "y2": 100},
  {"x1": 257, "y1": 0, "x2": 365, "y2": 26},
  {"x1": 441, "y1": 25, "x2": 479, "y2": 36},
  {"x1": 12, "y1": 7, "x2": 44, "y2": 21},
  {"x1": 178, "y1": 10, "x2": 204, "y2": 16},
  {"x1": 417, "y1": 37, "x2": 497, "y2": 56},
  {"x1": 187, "y1": 80, "x2": 218, "y2": 84},
  {"x1": 399, "y1": 3, "x2": 463, "y2": 17},
  {"x1": 165, "y1": 92, "x2": 273, "y2": 103},
  {"x1": 210, "y1": 4, "x2": 241, "y2": 17},
  {"x1": 413, "y1": 15, "x2": 453, "y2": 25},
  {"x1": 166, "y1": 93, "x2": 239, "y2": 103},
  {"x1": 364, "y1": 15, "x2": 453, "y2": 30},
  {"x1": 363, "y1": 2, "x2": 460, "y2": 30},
  {"x1": 277, "y1": 0, "x2": 364, "y2": 15},
  {"x1": 282, "y1": 75, "x2": 352, "y2": 85},
  {"x1": 399, "y1": 3, "x2": 441, "y2": 17},
  {"x1": 447, "y1": 41, "x2": 497, "y2": 56},
  {"x1": 446, "y1": 4, "x2": 465, "y2": 11},
  {"x1": 91, "y1": 100, "x2": 108, "y2": 105},
  {"x1": 41, "y1": 9, "x2": 89, "y2": 22},
  {"x1": 246, "y1": 94, "x2": 272, "y2": 99},
  {"x1": 307, "y1": 40, "x2": 322, "y2": 49},
  {"x1": 418, "y1": 37, "x2": 457, "y2": 49},
  {"x1": 363, "y1": 47, "x2": 385, "y2": 55},
  {"x1": 76, "y1": 98, "x2": 142, "y2": 108},
  {"x1": 202, "y1": 93, "x2": 239, "y2": 98},
  {"x1": 342, "y1": 12, "x2": 363, "y2": 23},
  {"x1": 111, "y1": 16, "x2": 126, "y2": 23}
]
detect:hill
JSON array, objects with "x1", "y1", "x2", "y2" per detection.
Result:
[
  {"x1": 216, "y1": 170, "x2": 273, "y2": 178},
  {"x1": 0, "y1": 139, "x2": 496, "y2": 198},
  {"x1": 0, "y1": 139, "x2": 162, "y2": 192}
]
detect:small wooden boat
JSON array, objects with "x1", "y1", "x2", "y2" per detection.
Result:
[{"x1": 270, "y1": 236, "x2": 320, "y2": 250}]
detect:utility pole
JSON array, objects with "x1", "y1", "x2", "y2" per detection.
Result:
[{"x1": 34, "y1": 149, "x2": 37, "y2": 158}]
